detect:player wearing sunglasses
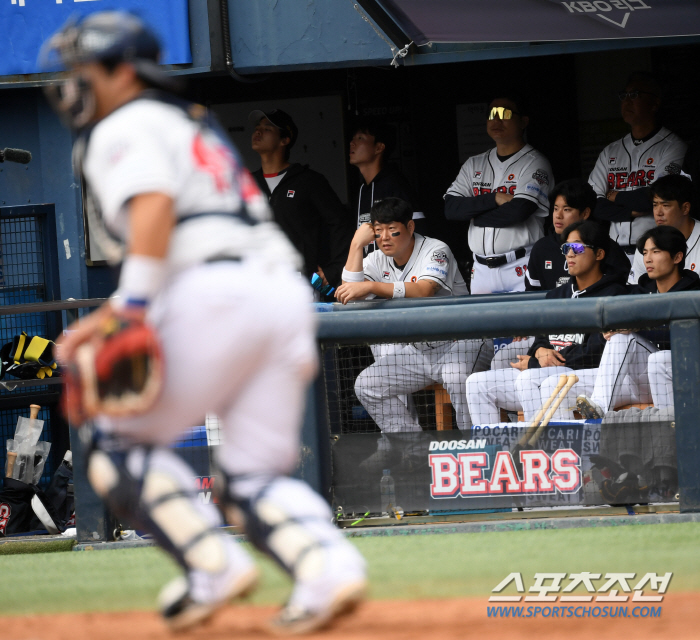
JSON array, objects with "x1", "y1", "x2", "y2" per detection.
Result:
[
  {"x1": 465, "y1": 221, "x2": 628, "y2": 426},
  {"x1": 444, "y1": 94, "x2": 553, "y2": 294},
  {"x1": 589, "y1": 71, "x2": 687, "y2": 255}
]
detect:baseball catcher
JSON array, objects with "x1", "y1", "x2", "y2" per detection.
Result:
[{"x1": 42, "y1": 12, "x2": 365, "y2": 634}]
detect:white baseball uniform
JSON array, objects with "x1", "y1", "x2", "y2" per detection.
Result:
[
  {"x1": 82, "y1": 94, "x2": 364, "y2": 614},
  {"x1": 445, "y1": 145, "x2": 553, "y2": 294},
  {"x1": 589, "y1": 127, "x2": 687, "y2": 248},
  {"x1": 629, "y1": 219, "x2": 700, "y2": 283},
  {"x1": 354, "y1": 234, "x2": 493, "y2": 432}
]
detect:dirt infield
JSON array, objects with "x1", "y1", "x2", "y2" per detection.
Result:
[{"x1": 3, "y1": 593, "x2": 698, "y2": 640}]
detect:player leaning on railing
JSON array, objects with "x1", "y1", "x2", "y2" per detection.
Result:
[{"x1": 41, "y1": 11, "x2": 365, "y2": 635}]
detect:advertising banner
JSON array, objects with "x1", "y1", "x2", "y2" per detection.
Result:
[
  {"x1": 331, "y1": 418, "x2": 676, "y2": 515},
  {"x1": 1, "y1": 0, "x2": 192, "y2": 77}
]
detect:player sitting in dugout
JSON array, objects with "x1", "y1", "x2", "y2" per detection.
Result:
[
  {"x1": 491, "y1": 179, "x2": 631, "y2": 370},
  {"x1": 466, "y1": 220, "x2": 628, "y2": 426},
  {"x1": 628, "y1": 174, "x2": 699, "y2": 284},
  {"x1": 589, "y1": 71, "x2": 687, "y2": 256},
  {"x1": 444, "y1": 93, "x2": 553, "y2": 294},
  {"x1": 336, "y1": 197, "x2": 493, "y2": 437},
  {"x1": 576, "y1": 225, "x2": 700, "y2": 420}
]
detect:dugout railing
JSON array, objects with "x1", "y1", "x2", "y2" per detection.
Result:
[{"x1": 315, "y1": 292, "x2": 700, "y2": 523}]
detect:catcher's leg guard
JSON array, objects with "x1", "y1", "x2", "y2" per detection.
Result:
[
  {"x1": 87, "y1": 439, "x2": 257, "y2": 629},
  {"x1": 217, "y1": 472, "x2": 366, "y2": 634}
]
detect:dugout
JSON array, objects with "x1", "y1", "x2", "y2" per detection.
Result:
[{"x1": 1, "y1": 1, "x2": 700, "y2": 538}]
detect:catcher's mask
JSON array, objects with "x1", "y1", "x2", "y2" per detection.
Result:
[
  {"x1": 63, "y1": 317, "x2": 163, "y2": 425},
  {"x1": 39, "y1": 11, "x2": 178, "y2": 129}
]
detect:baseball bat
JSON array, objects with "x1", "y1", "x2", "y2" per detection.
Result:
[
  {"x1": 29, "y1": 404, "x2": 40, "y2": 420},
  {"x1": 528, "y1": 374, "x2": 579, "y2": 447},
  {"x1": 5, "y1": 452, "x2": 17, "y2": 478},
  {"x1": 516, "y1": 374, "x2": 568, "y2": 448}
]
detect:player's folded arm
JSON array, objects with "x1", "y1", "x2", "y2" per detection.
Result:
[
  {"x1": 614, "y1": 187, "x2": 652, "y2": 214},
  {"x1": 471, "y1": 198, "x2": 539, "y2": 228},
  {"x1": 591, "y1": 197, "x2": 635, "y2": 222},
  {"x1": 443, "y1": 192, "x2": 498, "y2": 221}
]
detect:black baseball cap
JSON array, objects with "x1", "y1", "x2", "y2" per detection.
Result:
[{"x1": 249, "y1": 109, "x2": 298, "y2": 148}]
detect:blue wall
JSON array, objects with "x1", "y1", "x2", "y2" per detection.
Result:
[
  {"x1": 0, "y1": 89, "x2": 88, "y2": 301},
  {"x1": 227, "y1": 0, "x2": 394, "y2": 73}
]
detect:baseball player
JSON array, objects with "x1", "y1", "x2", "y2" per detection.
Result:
[
  {"x1": 526, "y1": 179, "x2": 630, "y2": 291},
  {"x1": 43, "y1": 12, "x2": 365, "y2": 634},
  {"x1": 336, "y1": 198, "x2": 492, "y2": 463},
  {"x1": 466, "y1": 221, "x2": 627, "y2": 425},
  {"x1": 576, "y1": 226, "x2": 700, "y2": 419},
  {"x1": 250, "y1": 109, "x2": 352, "y2": 289},
  {"x1": 349, "y1": 117, "x2": 426, "y2": 256},
  {"x1": 629, "y1": 174, "x2": 700, "y2": 283},
  {"x1": 444, "y1": 95, "x2": 553, "y2": 294},
  {"x1": 589, "y1": 71, "x2": 687, "y2": 253}
]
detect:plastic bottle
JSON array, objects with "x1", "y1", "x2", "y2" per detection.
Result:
[{"x1": 380, "y1": 469, "x2": 396, "y2": 516}]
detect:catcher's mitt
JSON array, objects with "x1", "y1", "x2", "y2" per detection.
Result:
[{"x1": 62, "y1": 315, "x2": 163, "y2": 425}]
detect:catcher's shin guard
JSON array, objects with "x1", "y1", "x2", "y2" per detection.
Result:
[{"x1": 87, "y1": 442, "x2": 228, "y2": 573}]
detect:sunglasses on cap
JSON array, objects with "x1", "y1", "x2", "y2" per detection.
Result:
[
  {"x1": 488, "y1": 107, "x2": 520, "y2": 120},
  {"x1": 561, "y1": 242, "x2": 595, "y2": 256},
  {"x1": 617, "y1": 90, "x2": 657, "y2": 101}
]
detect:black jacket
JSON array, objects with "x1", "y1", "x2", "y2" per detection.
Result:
[
  {"x1": 630, "y1": 269, "x2": 700, "y2": 294},
  {"x1": 253, "y1": 163, "x2": 352, "y2": 287},
  {"x1": 356, "y1": 164, "x2": 427, "y2": 236},
  {"x1": 628, "y1": 270, "x2": 700, "y2": 349},
  {"x1": 526, "y1": 231, "x2": 631, "y2": 291},
  {"x1": 527, "y1": 271, "x2": 628, "y2": 370}
]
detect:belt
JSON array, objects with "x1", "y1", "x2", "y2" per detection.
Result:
[{"x1": 475, "y1": 247, "x2": 526, "y2": 269}]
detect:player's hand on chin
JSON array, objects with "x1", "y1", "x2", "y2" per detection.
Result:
[
  {"x1": 335, "y1": 282, "x2": 371, "y2": 305},
  {"x1": 353, "y1": 222, "x2": 377, "y2": 248},
  {"x1": 495, "y1": 193, "x2": 514, "y2": 206},
  {"x1": 509, "y1": 355, "x2": 531, "y2": 371}
]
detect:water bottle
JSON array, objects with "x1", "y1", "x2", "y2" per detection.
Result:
[{"x1": 380, "y1": 469, "x2": 396, "y2": 516}]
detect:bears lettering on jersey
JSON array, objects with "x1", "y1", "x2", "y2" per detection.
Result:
[
  {"x1": 608, "y1": 169, "x2": 655, "y2": 190},
  {"x1": 192, "y1": 132, "x2": 233, "y2": 193},
  {"x1": 0, "y1": 503, "x2": 10, "y2": 534}
]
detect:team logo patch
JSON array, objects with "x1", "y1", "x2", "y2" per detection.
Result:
[
  {"x1": 383, "y1": 271, "x2": 390, "y2": 280},
  {"x1": 647, "y1": 157, "x2": 654, "y2": 165},
  {"x1": 665, "y1": 162, "x2": 682, "y2": 175},
  {"x1": 474, "y1": 171, "x2": 482, "y2": 178},
  {"x1": 532, "y1": 169, "x2": 549, "y2": 186},
  {"x1": 545, "y1": 261, "x2": 552, "y2": 270},
  {"x1": 411, "y1": 276, "x2": 418, "y2": 283},
  {"x1": 287, "y1": 190, "x2": 295, "y2": 198},
  {"x1": 692, "y1": 263, "x2": 696, "y2": 272},
  {"x1": 507, "y1": 173, "x2": 515, "y2": 181},
  {"x1": 431, "y1": 250, "x2": 448, "y2": 265},
  {"x1": 609, "y1": 157, "x2": 616, "y2": 164}
]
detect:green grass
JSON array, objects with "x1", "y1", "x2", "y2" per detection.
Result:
[{"x1": 0, "y1": 522, "x2": 699, "y2": 616}]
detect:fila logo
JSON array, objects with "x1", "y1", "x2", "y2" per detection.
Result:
[
  {"x1": 287, "y1": 190, "x2": 295, "y2": 198},
  {"x1": 545, "y1": 261, "x2": 552, "y2": 269},
  {"x1": 383, "y1": 271, "x2": 390, "y2": 279},
  {"x1": 474, "y1": 171, "x2": 482, "y2": 178},
  {"x1": 609, "y1": 157, "x2": 616, "y2": 164}
]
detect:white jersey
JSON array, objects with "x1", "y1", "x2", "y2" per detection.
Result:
[
  {"x1": 363, "y1": 233, "x2": 468, "y2": 296},
  {"x1": 81, "y1": 97, "x2": 300, "y2": 273},
  {"x1": 445, "y1": 144, "x2": 552, "y2": 256},
  {"x1": 629, "y1": 220, "x2": 700, "y2": 283},
  {"x1": 589, "y1": 127, "x2": 687, "y2": 247}
]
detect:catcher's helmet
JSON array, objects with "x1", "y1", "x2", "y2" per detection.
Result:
[{"x1": 40, "y1": 11, "x2": 178, "y2": 128}]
